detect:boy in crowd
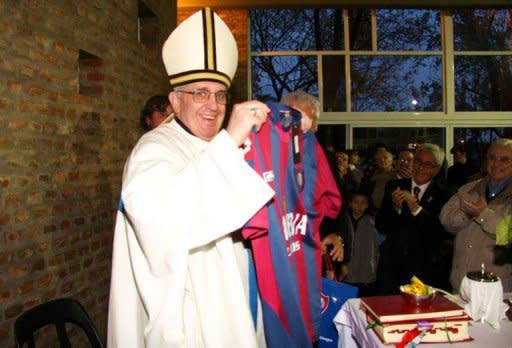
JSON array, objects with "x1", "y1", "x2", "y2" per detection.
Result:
[{"x1": 339, "y1": 190, "x2": 379, "y2": 296}]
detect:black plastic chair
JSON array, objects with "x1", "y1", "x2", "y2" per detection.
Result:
[{"x1": 14, "y1": 297, "x2": 104, "y2": 348}]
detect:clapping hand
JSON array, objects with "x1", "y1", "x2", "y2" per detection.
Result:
[{"x1": 460, "y1": 194, "x2": 487, "y2": 217}]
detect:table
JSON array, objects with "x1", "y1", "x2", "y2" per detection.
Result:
[{"x1": 334, "y1": 297, "x2": 512, "y2": 348}]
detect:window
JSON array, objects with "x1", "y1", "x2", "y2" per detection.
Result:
[
  {"x1": 78, "y1": 50, "x2": 103, "y2": 97},
  {"x1": 453, "y1": 127, "x2": 512, "y2": 167},
  {"x1": 249, "y1": 7, "x2": 512, "y2": 163},
  {"x1": 138, "y1": 0, "x2": 159, "y2": 52},
  {"x1": 452, "y1": 9, "x2": 512, "y2": 111}
]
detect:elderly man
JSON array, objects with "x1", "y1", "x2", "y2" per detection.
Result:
[
  {"x1": 441, "y1": 138, "x2": 512, "y2": 293},
  {"x1": 375, "y1": 143, "x2": 454, "y2": 294},
  {"x1": 108, "y1": 8, "x2": 273, "y2": 348},
  {"x1": 280, "y1": 91, "x2": 345, "y2": 264}
]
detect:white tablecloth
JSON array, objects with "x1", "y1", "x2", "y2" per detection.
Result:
[{"x1": 334, "y1": 296, "x2": 512, "y2": 348}]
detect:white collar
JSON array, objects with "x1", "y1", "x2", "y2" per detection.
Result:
[{"x1": 412, "y1": 180, "x2": 430, "y2": 196}]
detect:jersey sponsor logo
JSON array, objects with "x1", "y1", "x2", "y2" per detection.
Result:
[{"x1": 282, "y1": 212, "x2": 308, "y2": 256}]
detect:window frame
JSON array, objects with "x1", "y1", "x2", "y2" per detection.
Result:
[{"x1": 248, "y1": 8, "x2": 512, "y2": 164}]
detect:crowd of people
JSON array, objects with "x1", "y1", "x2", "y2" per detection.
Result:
[
  {"x1": 107, "y1": 7, "x2": 512, "y2": 348},
  {"x1": 324, "y1": 139, "x2": 512, "y2": 297}
]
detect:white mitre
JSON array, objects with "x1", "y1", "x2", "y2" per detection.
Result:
[{"x1": 162, "y1": 7, "x2": 239, "y2": 88}]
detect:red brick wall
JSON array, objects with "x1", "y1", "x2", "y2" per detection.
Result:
[{"x1": 0, "y1": 1, "x2": 176, "y2": 346}]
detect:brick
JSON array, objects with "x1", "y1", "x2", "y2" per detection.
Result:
[
  {"x1": 60, "y1": 219, "x2": 71, "y2": 230},
  {"x1": 0, "y1": 215, "x2": 9, "y2": 226},
  {"x1": 48, "y1": 254, "x2": 63, "y2": 267},
  {"x1": 34, "y1": 208, "x2": 49, "y2": 218},
  {"x1": 17, "y1": 247, "x2": 35, "y2": 259},
  {"x1": 18, "y1": 280, "x2": 34, "y2": 295},
  {"x1": 7, "y1": 80, "x2": 22, "y2": 93},
  {"x1": 0, "y1": 177, "x2": 9, "y2": 187},
  {"x1": 14, "y1": 211, "x2": 30, "y2": 223},
  {"x1": 45, "y1": 190, "x2": 57, "y2": 199},
  {"x1": 9, "y1": 265, "x2": 28, "y2": 278},
  {"x1": 4, "y1": 230, "x2": 22, "y2": 242},
  {"x1": 25, "y1": 227, "x2": 40, "y2": 239},
  {"x1": 52, "y1": 172, "x2": 66, "y2": 183},
  {"x1": 17, "y1": 176, "x2": 32, "y2": 186},
  {"x1": 0, "y1": 251, "x2": 12, "y2": 266},
  {"x1": 54, "y1": 236, "x2": 66, "y2": 249},
  {"x1": 43, "y1": 224, "x2": 57, "y2": 233},
  {"x1": 0, "y1": 290, "x2": 11, "y2": 304},
  {"x1": 38, "y1": 274, "x2": 52, "y2": 288},
  {"x1": 37, "y1": 242, "x2": 50, "y2": 253},
  {"x1": 5, "y1": 193, "x2": 22, "y2": 206},
  {"x1": 27, "y1": 192, "x2": 42, "y2": 205},
  {"x1": 4, "y1": 303, "x2": 23, "y2": 319},
  {"x1": 7, "y1": 119, "x2": 25, "y2": 130},
  {"x1": 32, "y1": 258, "x2": 45, "y2": 272}
]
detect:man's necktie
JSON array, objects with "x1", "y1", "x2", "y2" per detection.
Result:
[{"x1": 413, "y1": 186, "x2": 421, "y2": 200}]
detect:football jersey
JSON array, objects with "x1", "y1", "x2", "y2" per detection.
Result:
[{"x1": 242, "y1": 102, "x2": 342, "y2": 348}]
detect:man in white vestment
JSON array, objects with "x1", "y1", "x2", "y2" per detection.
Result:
[{"x1": 107, "y1": 8, "x2": 273, "y2": 348}]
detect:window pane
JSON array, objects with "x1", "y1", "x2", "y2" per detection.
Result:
[
  {"x1": 377, "y1": 9, "x2": 441, "y2": 51},
  {"x1": 352, "y1": 127, "x2": 446, "y2": 183},
  {"x1": 251, "y1": 56, "x2": 318, "y2": 101},
  {"x1": 455, "y1": 56, "x2": 512, "y2": 111},
  {"x1": 349, "y1": 9, "x2": 372, "y2": 51},
  {"x1": 351, "y1": 56, "x2": 442, "y2": 112},
  {"x1": 250, "y1": 9, "x2": 343, "y2": 51},
  {"x1": 317, "y1": 125, "x2": 346, "y2": 152},
  {"x1": 453, "y1": 9, "x2": 512, "y2": 51},
  {"x1": 323, "y1": 55, "x2": 346, "y2": 112},
  {"x1": 353, "y1": 127, "x2": 445, "y2": 155},
  {"x1": 453, "y1": 127, "x2": 512, "y2": 170}
]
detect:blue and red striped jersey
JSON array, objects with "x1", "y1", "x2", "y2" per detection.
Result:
[{"x1": 242, "y1": 102, "x2": 342, "y2": 348}]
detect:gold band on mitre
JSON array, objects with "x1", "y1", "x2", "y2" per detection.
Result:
[{"x1": 162, "y1": 8, "x2": 238, "y2": 88}]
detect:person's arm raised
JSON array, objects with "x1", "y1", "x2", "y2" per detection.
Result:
[{"x1": 226, "y1": 101, "x2": 270, "y2": 146}]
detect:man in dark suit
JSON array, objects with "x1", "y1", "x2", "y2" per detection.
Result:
[{"x1": 375, "y1": 143, "x2": 455, "y2": 294}]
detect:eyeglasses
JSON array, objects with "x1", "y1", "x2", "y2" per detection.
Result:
[
  {"x1": 487, "y1": 155, "x2": 512, "y2": 164},
  {"x1": 177, "y1": 89, "x2": 229, "y2": 105},
  {"x1": 398, "y1": 159, "x2": 412, "y2": 164},
  {"x1": 413, "y1": 158, "x2": 438, "y2": 169}
]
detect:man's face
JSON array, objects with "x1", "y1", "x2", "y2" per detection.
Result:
[
  {"x1": 169, "y1": 81, "x2": 227, "y2": 141},
  {"x1": 397, "y1": 150, "x2": 414, "y2": 172},
  {"x1": 375, "y1": 151, "x2": 393, "y2": 170},
  {"x1": 486, "y1": 145, "x2": 512, "y2": 184},
  {"x1": 412, "y1": 150, "x2": 440, "y2": 185}
]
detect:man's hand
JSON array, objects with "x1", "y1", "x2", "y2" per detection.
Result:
[
  {"x1": 392, "y1": 187, "x2": 406, "y2": 211},
  {"x1": 300, "y1": 113, "x2": 313, "y2": 133},
  {"x1": 321, "y1": 233, "x2": 344, "y2": 262},
  {"x1": 398, "y1": 165, "x2": 413, "y2": 179},
  {"x1": 460, "y1": 195, "x2": 487, "y2": 217},
  {"x1": 402, "y1": 190, "x2": 420, "y2": 213},
  {"x1": 226, "y1": 101, "x2": 270, "y2": 146}
]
